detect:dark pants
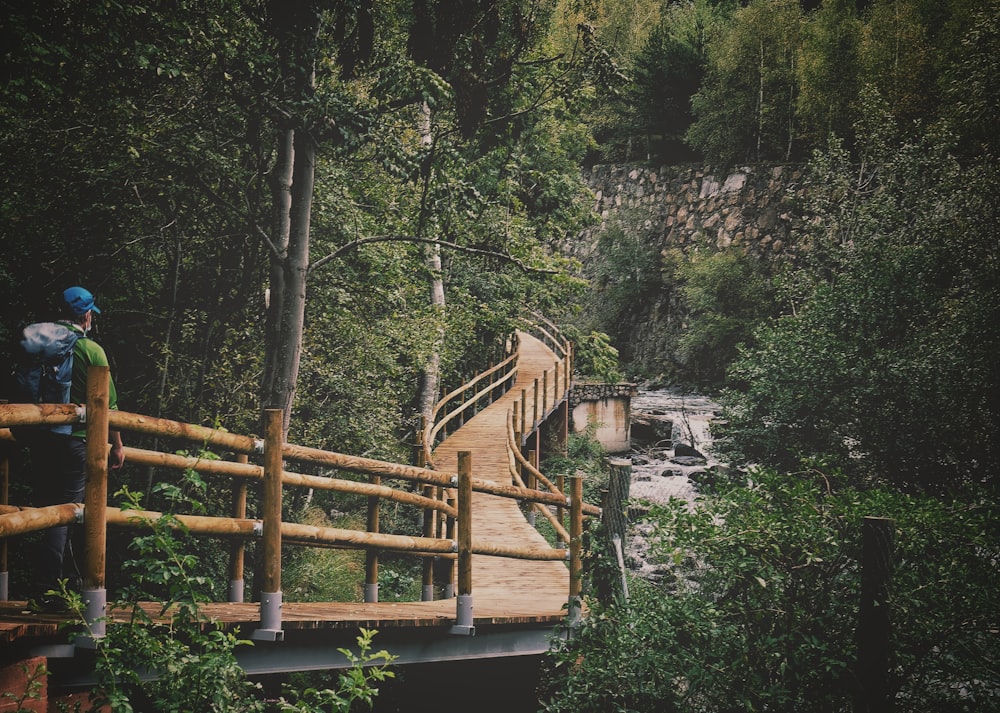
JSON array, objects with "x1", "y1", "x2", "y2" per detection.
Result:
[{"x1": 24, "y1": 431, "x2": 88, "y2": 594}]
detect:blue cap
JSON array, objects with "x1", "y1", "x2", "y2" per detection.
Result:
[{"x1": 63, "y1": 286, "x2": 101, "y2": 315}]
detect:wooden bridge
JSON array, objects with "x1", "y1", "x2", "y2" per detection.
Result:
[{"x1": 0, "y1": 320, "x2": 598, "y2": 695}]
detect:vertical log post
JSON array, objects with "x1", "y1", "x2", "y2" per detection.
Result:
[
  {"x1": 451, "y1": 451, "x2": 474, "y2": 635},
  {"x1": 542, "y1": 370, "x2": 549, "y2": 415},
  {"x1": 364, "y1": 475, "x2": 380, "y2": 603},
  {"x1": 80, "y1": 366, "x2": 110, "y2": 642},
  {"x1": 422, "y1": 484, "x2": 436, "y2": 601},
  {"x1": 520, "y1": 389, "x2": 527, "y2": 445},
  {"x1": 568, "y1": 474, "x2": 583, "y2": 625},
  {"x1": 0, "y1": 400, "x2": 8, "y2": 600},
  {"x1": 526, "y1": 450, "x2": 537, "y2": 527},
  {"x1": 254, "y1": 408, "x2": 284, "y2": 641},
  {"x1": 444, "y1": 491, "x2": 457, "y2": 599},
  {"x1": 556, "y1": 473, "x2": 566, "y2": 548},
  {"x1": 856, "y1": 516, "x2": 896, "y2": 713},
  {"x1": 561, "y1": 399, "x2": 570, "y2": 456},
  {"x1": 553, "y1": 361, "x2": 560, "y2": 404},
  {"x1": 532, "y1": 378, "x2": 539, "y2": 431},
  {"x1": 513, "y1": 431, "x2": 522, "y2": 486},
  {"x1": 227, "y1": 454, "x2": 249, "y2": 602}
]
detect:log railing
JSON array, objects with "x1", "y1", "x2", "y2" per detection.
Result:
[
  {"x1": 0, "y1": 348, "x2": 591, "y2": 642},
  {"x1": 419, "y1": 333, "x2": 519, "y2": 470}
]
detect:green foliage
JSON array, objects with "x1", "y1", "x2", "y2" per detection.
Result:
[
  {"x1": 567, "y1": 330, "x2": 623, "y2": 383},
  {"x1": 716, "y1": 101, "x2": 1000, "y2": 489},
  {"x1": 277, "y1": 628, "x2": 397, "y2": 712},
  {"x1": 377, "y1": 558, "x2": 423, "y2": 603},
  {"x1": 796, "y1": 0, "x2": 862, "y2": 149},
  {"x1": 49, "y1": 483, "x2": 394, "y2": 712},
  {"x1": 686, "y1": 0, "x2": 803, "y2": 164},
  {"x1": 0, "y1": 661, "x2": 47, "y2": 713},
  {"x1": 543, "y1": 426, "x2": 608, "y2": 503},
  {"x1": 570, "y1": 219, "x2": 661, "y2": 365},
  {"x1": 282, "y1": 508, "x2": 364, "y2": 603},
  {"x1": 668, "y1": 245, "x2": 777, "y2": 388},
  {"x1": 72, "y1": 485, "x2": 264, "y2": 713},
  {"x1": 540, "y1": 468, "x2": 1000, "y2": 712}
]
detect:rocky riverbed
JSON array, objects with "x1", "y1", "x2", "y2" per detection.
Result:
[
  {"x1": 628, "y1": 389, "x2": 721, "y2": 503},
  {"x1": 623, "y1": 389, "x2": 723, "y2": 581}
]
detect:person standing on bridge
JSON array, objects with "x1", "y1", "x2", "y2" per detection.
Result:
[{"x1": 17, "y1": 286, "x2": 125, "y2": 612}]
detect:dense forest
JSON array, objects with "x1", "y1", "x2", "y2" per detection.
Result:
[{"x1": 1, "y1": 0, "x2": 998, "y2": 711}]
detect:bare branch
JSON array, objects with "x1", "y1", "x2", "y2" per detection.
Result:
[{"x1": 309, "y1": 235, "x2": 558, "y2": 275}]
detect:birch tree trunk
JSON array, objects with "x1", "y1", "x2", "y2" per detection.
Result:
[
  {"x1": 260, "y1": 0, "x2": 320, "y2": 438},
  {"x1": 416, "y1": 101, "x2": 447, "y2": 428},
  {"x1": 264, "y1": 128, "x2": 316, "y2": 436}
]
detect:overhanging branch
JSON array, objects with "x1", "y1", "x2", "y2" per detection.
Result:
[{"x1": 309, "y1": 235, "x2": 558, "y2": 275}]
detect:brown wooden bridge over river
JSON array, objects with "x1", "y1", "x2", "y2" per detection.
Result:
[{"x1": 0, "y1": 321, "x2": 598, "y2": 699}]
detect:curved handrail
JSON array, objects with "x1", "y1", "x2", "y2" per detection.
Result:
[
  {"x1": 420, "y1": 336, "x2": 519, "y2": 470},
  {"x1": 424, "y1": 350, "x2": 519, "y2": 462},
  {"x1": 525, "y1": 311, "x2": 572, "y2": 360},
  {"x1": 0, "y1": 397, "x2": 581, "y2": 557},
  {"x1": 0, "y1": 320, "x2": 591, "y2": 636}
]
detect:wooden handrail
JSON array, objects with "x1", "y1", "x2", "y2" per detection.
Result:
[
  {"x1": 0, "y1": 317, "x2": 591, "y2": 627},
  {"x1": 421, "y1": 349, "x2": 518, "y2": 468}
]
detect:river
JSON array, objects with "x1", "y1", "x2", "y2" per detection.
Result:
[
  {"x1": 623, "y1": 388, "x2": 722, "y2": 581},
  {"x1": 627, "y1": 388, "x2": 721, "y2": 504}
]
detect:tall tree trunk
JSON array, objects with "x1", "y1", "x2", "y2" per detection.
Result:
[
  {"x1": 416, "y1": 101, "x2": 446, "y2": 428},
  {"x1": 265, "y1": 128, "x2": 316, "y2": 437},
  {"x1": 261, "y1": 125, "x2": 294, "y2": 419},
  {"x1": 260, "y1": 0, "x2": 321, "y2": 438}
]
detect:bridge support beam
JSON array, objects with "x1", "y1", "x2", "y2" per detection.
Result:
[
  {"x1": 253, "y1": 409, "x2": 284, "y2": 642},
  {"x1": 568, "y1": 475, "x2": 583, "y2": 626},
  {"x1": 80, "y1": 366, "x2": 111, "y2": 644},
  {"x1": 450, "y1": 451, "x2": 475, "y2": 635}
]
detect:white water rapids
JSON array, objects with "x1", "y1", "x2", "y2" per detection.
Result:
[
  {"x1": 627, "y1": 389, "x2": 721, "y2": 505},
  {"x1": 622, "y1": 389, "x2": 722, "y2": 581}
]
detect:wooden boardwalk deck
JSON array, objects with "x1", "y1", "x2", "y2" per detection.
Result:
[{"x1": 0, "y1": 332, "x2": 572, "y2": 660}]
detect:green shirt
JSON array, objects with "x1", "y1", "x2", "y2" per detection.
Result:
[{"x1": 62, "y1": 322, "x2": 119, "y2": 438}]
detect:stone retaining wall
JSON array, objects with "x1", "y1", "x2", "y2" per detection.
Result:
[
  {"x1": 568, "y1": 163, "x2": 807, "y2": 261},
  {"x1": 569, "y1": 382, "x2": 638, "y2": 408}
]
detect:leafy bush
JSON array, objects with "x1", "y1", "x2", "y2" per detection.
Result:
[
  {"x1": 539, "y1": 467, "x2": 999, "y2": 712},
  {"x1": 566, "y1": 330, "x2": 623, "y2": 383},
  {"x1": 716, "y1": 104, "x2": 1000, "y2": 490},
  {"x1": 54, "y1": 478, "x2": 394, "y2": 712}
]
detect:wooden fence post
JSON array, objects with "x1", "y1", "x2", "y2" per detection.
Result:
[
  {"x1": 422, "y1": 484, "x2": 436, "y2": 601},
  {"x1": 451, "y1": 451, "x2": 474, "y2": 635},
  {"x1": 520, "y1": 389, "x2": 527, "y2": 445},
  {"x1": 568, "y1": 474, "x2": 583, "y2": 625},
  {"x1": 556, "y1": 473, "x2": 566, "y2": 547},
  {"x1": 525, "y1": 450, "x2": 537, "y2": 526},
  {"x1": 532, "y1": 378, "x2": 539, "y2": 431},
  {"x1": 856, "y1": 516, "x2": 895, "y2": 713},
  {"x1": 553, "y1": 361, "x2": 560, "y2": 404},
  {"x1": 444, "y1": 491, "x2": 457, "y2": 599},
  {"x1": 228, "y1": 454, "x2": 249, "y2": 602},
  {"x1": 542, "y1": 370, "x2": 549, "y2": 415},
  {"x1": 254, "y1": 408, "x2": 284, "y2": 641},
  {"x1": 80, "y1": 366, "x2": 110, "y2": 642},
  {"x1": 364, "y1": 475, "x2": 380, "y2": 603}
]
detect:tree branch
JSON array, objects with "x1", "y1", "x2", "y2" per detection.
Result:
[{"x1": 309, "y1": 235, "x2": 558, "y2": 275}]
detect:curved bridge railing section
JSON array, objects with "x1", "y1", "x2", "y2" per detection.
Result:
[{"x1": 0, "y1": 318, "x2": 594, "y2": 645}]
